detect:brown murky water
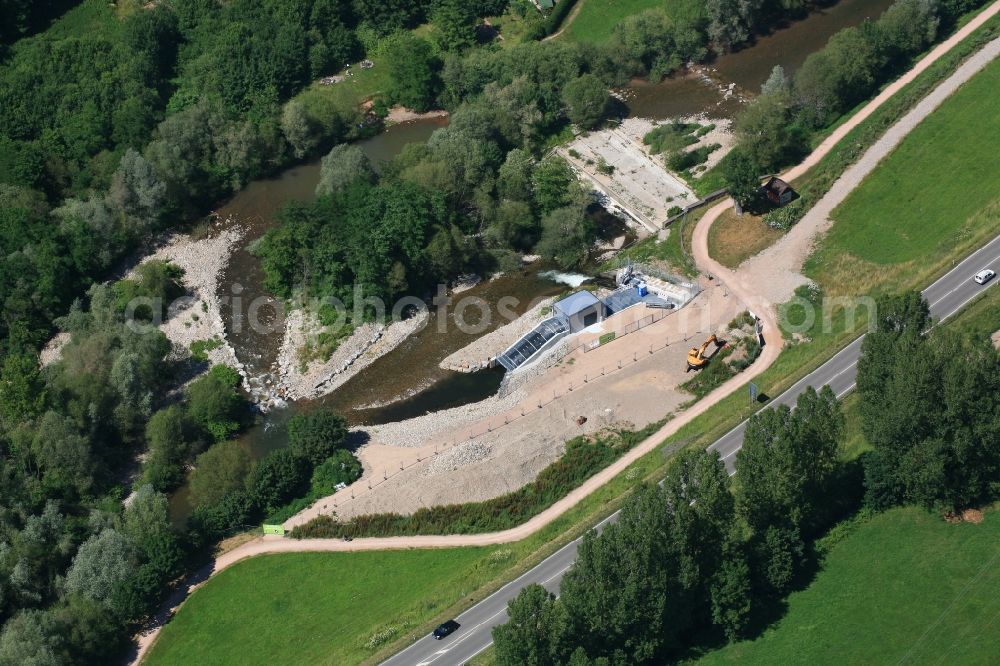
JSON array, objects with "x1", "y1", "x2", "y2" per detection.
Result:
[
  {"x1": 170, "y1": 0, "x2": 898, "y2": 521},
  {"x1": 623, "y1": 0, "x2": 896, "y2": 119},
  {"x1": 320, "y1": 269, "x2": 566, "y2": 422},
  {"x1": 216, "y1": 118, "x2": 451, "y2": 384}
]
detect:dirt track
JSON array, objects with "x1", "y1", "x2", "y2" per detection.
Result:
[{"x1": 131, "y1": 4, "x2": 1000, "y2": 662}]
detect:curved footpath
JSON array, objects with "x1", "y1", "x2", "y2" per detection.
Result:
[{"x1": 133, "y1": 4, "x2": 1000, "y2": 662}]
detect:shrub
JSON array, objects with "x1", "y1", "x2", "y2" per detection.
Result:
[
  {"x1": 291, "y1": 421, "x2": 665, "y2": 538},
  {"x1": 189, "y1": 337, "x2": 222, "y2": 362},
  {"x1": 312, "y1": 449, "x2": 363, "y2": 489},
  {"x1": 113, "y1": 261, "x2": 185, "y2": 320},
  {"x1": 728, "y1": 310, "x2": 756, "y2": 330},
  {"x1": 265, "y1": 449, "x2": 365, "y2": 523},
  {"x1": 186, "y1": 365, "x2": 246, "y2": 442},
  {"x1": 287, "y1": 409, "x2": 349, "y2": 466},
  {"x1": 763, "y1": 200, "x2": 804, "y2": 230},
  {"x1": 247, "y1": 449, "x2": 310, "y2": 515},
  {"x1": 666, "y1": 143, "x2": 719, "y2": 172},
  {"x1": 189, "y1": 441, "x2": 253, "y2": 508},
  {"x1": 681, "y1": 347, "x2": 738, "y2": 398},
  {"x1": 643, "y1": 123, "x2": 698, "y2": 155}
]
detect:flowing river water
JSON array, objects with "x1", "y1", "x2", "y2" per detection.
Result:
[
  {"x1": 169, "y1": 0, "x2": 898, "y2": 521},
  {"x1": 623, "y1": 0, "x2": 895, "y2": 118}
]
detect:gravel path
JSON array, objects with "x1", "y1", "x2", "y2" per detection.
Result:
[
  {"x1": 128, "y1": 6, "x2": 1000, "y2": 660},
  {"x1": 738, "y1": 33, "x2": 1000, "y2": 307}
]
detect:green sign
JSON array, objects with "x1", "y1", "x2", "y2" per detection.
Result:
[{"x1": 262, "y1": 524, "x2": 285, "y2": 536}]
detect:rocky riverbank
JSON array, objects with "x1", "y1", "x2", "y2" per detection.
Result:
[
  {"x1": 141, "y1": 225, "x2": 245, "y2": 372},
  {"x1": 439, "y1": 296, "x2": 558, "y2": 372},
  {"x1": 274, "y1": 308, "x2": 430, "y2": 401}
]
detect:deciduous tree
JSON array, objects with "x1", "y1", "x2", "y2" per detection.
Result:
[
  {"x1": 562, "y1": 74, "x2": 609, "y2": 130},
  {"x1": 315, "y1": 144, "x2": 376, "y2": 197},
  {"x1": 494, "y1": 584, "x2": 569, "y2": 666},
  {"x1": 287, "y1": 409, "x2": 349, "y2": 466}
]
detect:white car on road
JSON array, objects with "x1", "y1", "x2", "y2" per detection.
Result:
[{"x1": 973, "y1": 269, "x2": 996, "y2": 285}]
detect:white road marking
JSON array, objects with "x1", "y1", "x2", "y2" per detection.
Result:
[
  {"x1": 541, "y1": 563, "x2": 573, "y2": 586},
  {"x1": 924, "y1": 237, "x2": 1000, "y2": 295},
  {"x1": 416, "y1": 607, "x2": 508, "y2": 665},
  {"x1": 463, "y1": 641, "x2": 493, "y2": 663},
  {"x1": 928, "y1": 252, "x2": 1000, "y2": 309},
  {"x1": 835, "y1": 382, "x2": 857, "y2": 399},
  {"x1": 391, "y1": 238, "x2": 1000, "y2": 666}
]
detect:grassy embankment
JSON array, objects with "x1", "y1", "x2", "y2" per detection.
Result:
[
  {"x1": 806, "y1": 60, "x2": 1000, "y2": 297},
  {"x1": 145, "y1": 30, "x2": 1000, "y2": 666},
  {"x1": 707, "y1": 208, "x2": 784, "y2": 269},
  {"x1": 696, "y1": 505, "x2": 1000, "y2": 665},
  {"x1": 603, "y1": 203, "x2": 708, "y2": 278},
  {"x1": 707, "y1": 9, "x2": 1000, "y2": 270}
]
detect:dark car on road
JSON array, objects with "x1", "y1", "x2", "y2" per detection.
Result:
[{"x1": 433, "y1": 620, "x2": 460, "y2": 640}]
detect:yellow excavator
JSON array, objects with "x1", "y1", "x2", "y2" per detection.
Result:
[{"x1": 687, "y1": 334, "x2": 721, "y2": 372}]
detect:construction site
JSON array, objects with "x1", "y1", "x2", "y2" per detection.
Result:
[
  {"x1": 278, "y1": 118, "x2": 752, "y2": 527},
  {"x1": 283, "y1": 258, "x2": 761, "y2": 527},
  {"x1": 557, "y1": 116, "x2": 735, "y2": 232}
]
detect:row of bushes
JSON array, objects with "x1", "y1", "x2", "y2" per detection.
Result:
[{"x1": 291, "y1": 419, "x2": 665, "y2": 538}]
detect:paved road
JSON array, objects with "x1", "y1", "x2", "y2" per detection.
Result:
[{"x1": 381, "y1": 233, "x2": 1000, "y2": 666}]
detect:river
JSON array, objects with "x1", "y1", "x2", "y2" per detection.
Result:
[
  {"x1": 169, "y1": 0, "x2": 896, "y2": 522},
  {"x1": 622, "y1": 0, "x2": 896, "y2": 118}
]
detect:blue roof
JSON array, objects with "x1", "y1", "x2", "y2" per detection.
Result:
[{"x1": 554, "y1": 291, "x2": 601, "y2": 317}]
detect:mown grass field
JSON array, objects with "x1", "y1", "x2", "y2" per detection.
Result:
[
  {"x1": 564, "y1": 0, "x2": 702, "y2": 43},
  {"x1": 805, "y1": 57, "x2": 1000, "y2": 300},
  {"x1": 696, "y1": 506, "x2": 1000, "y2": 665},
  {"x1": 819, "y1": 57, "x2": 1000, "y2": 266},
  {"x1": 146, "y1": 548, "x2": 499, "y2": 666},
  {"x1": 146, "y1": 26, "x2": 1000, "y2": 666},
  {"x1": 717, "y1": 10, "x2": 1000, "y2": 275}
]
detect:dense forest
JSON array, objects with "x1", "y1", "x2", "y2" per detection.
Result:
[
  {"x1": 0, "y1": 0, "x2": 990, "y2": 662},
  {"x1": 493, "y1": 293, "x2": 1000, "y2": 665}
]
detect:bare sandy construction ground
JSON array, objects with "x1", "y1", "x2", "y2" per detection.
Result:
[
  {"x1": 284, "y1": 282, "x2": 740, "y2": 528},
  {"x1": 558, "y1": 117, "x2": 733, "y2": 231}
]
